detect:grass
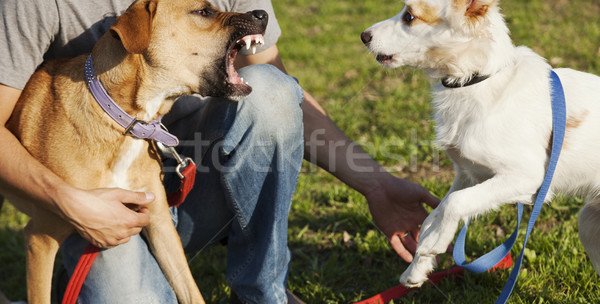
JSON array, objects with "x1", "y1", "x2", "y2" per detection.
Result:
[{"x1": 2, "y1": 0, "x2": 600, "y2": 303}]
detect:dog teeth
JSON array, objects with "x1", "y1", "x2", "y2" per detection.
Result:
[{"x1": 237, "y1": 35, "x2": 265, "y2": 53}]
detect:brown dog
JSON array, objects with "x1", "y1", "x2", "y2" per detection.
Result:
[{"x1": 5, "y1": 0, "x2": 267, "y2": 303}]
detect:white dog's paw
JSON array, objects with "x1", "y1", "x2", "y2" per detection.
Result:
[
  {"x1": 419, "y1": 203, "x2": 440, "y2": 233},
  {"x1": 416, "y1": 204, "x2": 458, "y2": 256},
  {"x1": 416, "y1": 209, "x2": 446, "y2": 253},
  {"x1": 399, "y1": 254, "x2": 437, "y2": 288}
]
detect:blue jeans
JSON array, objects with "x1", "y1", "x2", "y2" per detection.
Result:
[{"x1": 61, "y1": 64, "x2": 304, "y2": 304}]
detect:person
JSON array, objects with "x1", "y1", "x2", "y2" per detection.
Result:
[{"x1": 0, "y1": 0, "x2": 440, "y2": 303}]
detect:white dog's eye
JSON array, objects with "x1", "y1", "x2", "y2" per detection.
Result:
[{"x1": 403, "y1": 11, "x2": 416, "y2": 24}]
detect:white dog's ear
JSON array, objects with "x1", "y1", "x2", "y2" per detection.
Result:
[{"x1": 454, "y1": 0, "x2": 496, "y2": 20}]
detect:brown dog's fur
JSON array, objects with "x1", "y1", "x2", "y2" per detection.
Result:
[{"x1": 6, "y1": 0, "x2": 267, "y2": 303}]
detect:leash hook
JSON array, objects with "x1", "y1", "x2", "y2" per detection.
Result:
[
  {"x1": 153, "y1": 128, "x2": 195, "y2": 180},
  {"x1": 156, "y1": 124, "x2": 196, "y2": 179},
  {"x1": 168, "y1": 145, "x2": 195, "y2": 179}
]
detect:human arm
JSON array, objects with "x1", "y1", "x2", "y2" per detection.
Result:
[
  {"x1": 235, "y1": 46, "x2": 440, "y2": 262},
  {"x1": 0, "y1": 84, "x2": 153, "y2": 248},
  {"x1": 301, "y1": 93, "x2": 440, "y2": 262}
]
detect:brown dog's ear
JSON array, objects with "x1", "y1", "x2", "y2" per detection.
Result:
[{"x1": 110, "y1": 0, "x2": 158, "y2": 54}]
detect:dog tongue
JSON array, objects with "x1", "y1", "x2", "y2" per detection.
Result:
[
  {"x1": 227, "y1": 34, "x2": 265, "y2": 84},
  {"x1": 225, "y1": 34, "x2": 265, "y2": 96},
  {"x1": 227, "y1": 48, "x2": 244, "y2": 84}
]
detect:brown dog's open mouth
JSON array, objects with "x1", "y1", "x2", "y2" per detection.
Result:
[{"x1": 225, "y1": 34, "x2": 265, "y2": 98}]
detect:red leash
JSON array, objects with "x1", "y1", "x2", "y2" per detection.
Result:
[
  {"x1": 166, "y1": 160, "x2": 197, "y2": 208},
  {"x1": 61, "y1": 245, "x2": 101, "y2": 304},
  {"x1": 63, "y1": 149, "x2": 510, "y2": 304},
  {"x1": 61, "y1": 160, "x2": 196, "y2": 304},
  {"x1": 353, "y1": 254, "x2": 514, "y2": 304}
]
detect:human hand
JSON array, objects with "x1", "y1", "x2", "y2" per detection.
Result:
[
  {"x1": 364, "y1": 174, "x2": 440, "y2": 263},
  {"x1": 59, "y1": 188, "x2": 154, "y2": 248}
]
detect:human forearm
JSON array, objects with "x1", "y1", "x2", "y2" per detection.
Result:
[
  {"x1": 0, "y1": 84, "x2": 152, "y2": 247},
  {"x1": 0, "y1": 126, "x2": 76, "y2": 216},
  {"x1": 0, "y1": 85, "x2": 70, "y2": 214},
  {"x1": 0, "y1": 132, "x2": 152, "y2": 248},
  {"x1": 302, "y1": 91, "x2": 390, "y2": 196},
  {"x1": 302, "y1": 92, "x2": 441, "y2": 261}
]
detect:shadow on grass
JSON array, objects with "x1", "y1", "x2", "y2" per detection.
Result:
[{"x1": 286, "y1": 208, "x2": 513, "y2": 303}]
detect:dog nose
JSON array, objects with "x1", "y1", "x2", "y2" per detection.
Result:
[
  {"x1": 361, "y1": 31, "x2": 372, "y2": 45},
  {"x1": 251, "y1": 10, "x2": 268, "y2": 21}
]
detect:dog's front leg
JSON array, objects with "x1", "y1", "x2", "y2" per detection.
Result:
[
  {"x1": 398, "y1": 170, "x2": 472, "y2": 287},
  {"x1": 22, "y1": 209, "x2": 72, "y2": 304},
  {"x1": 400, "y1": 172, "x2": 541, "y2": 287},
  {"x1": 141, "y1": 185, "x2": 205, "y2": 304},
  {"x1": 25, "y1": 225, "x2": 58, "y2": 304}
]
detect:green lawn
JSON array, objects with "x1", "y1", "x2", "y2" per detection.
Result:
[{"x1": 2, "y1": 0, "x2": 600, "y2": 303}]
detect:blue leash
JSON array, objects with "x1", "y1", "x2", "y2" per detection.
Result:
[{"x1": 453, "y1": 70, "x2": 566, "y2": 303}]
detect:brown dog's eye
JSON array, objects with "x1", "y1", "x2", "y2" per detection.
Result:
[
  {"x1": 192, "y1": 9, "x2": 213, "y2": 17},
  {"x1": 403, "y1": 11, "x2": 416, "y2": 24}
]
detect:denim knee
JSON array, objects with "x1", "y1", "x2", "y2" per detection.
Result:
[
  {"x1": 235, "y1": 64, "x2": 304, "y2": 145},
  {"x1": 219, "y1": 63, "x2": 305, "y2": 226},
  {"x1": 61, "y1": 234, "x2": 177, "y2": 304}
]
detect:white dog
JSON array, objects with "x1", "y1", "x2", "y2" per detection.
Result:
[{"x1": 361, "y1": 0, "x2": 600, "y2": 288}]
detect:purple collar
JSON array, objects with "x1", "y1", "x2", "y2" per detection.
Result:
[{"x1": 84, "y1": 55, "x2": 179, "y2": 147}]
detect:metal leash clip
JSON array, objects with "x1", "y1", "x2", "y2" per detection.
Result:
[
  {"x1": 167, "y1": 146, "x2": 195, "y2": 179},
  {"x1": 156, "y1": 124, "x2": 195, "y2": 179}
]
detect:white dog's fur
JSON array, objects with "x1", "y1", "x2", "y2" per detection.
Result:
[{"x1": 362, "y1": 0, "x2": 600, "y2": 287}]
